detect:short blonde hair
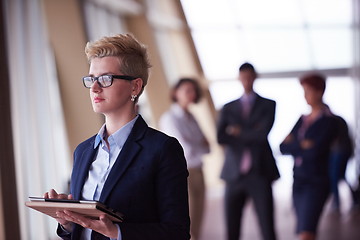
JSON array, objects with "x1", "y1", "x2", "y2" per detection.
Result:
[{"x1": 85, "y1": 33, "x2": 151, "y2": 94}]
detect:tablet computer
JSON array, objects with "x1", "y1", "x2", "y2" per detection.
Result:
[{"x1": 25, "y1": 197, "x2": 124, "y2": 222}]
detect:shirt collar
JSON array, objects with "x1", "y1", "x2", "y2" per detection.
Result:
[
  {"x1": 94, "y1": 115, "x2": 139, "y2": 149},
  {"x1": 241, "y1": 91, "x2": 256, "y2": 103},
  {"x1": 171, "y1": 103, "x2": 187, "y2": 117}
]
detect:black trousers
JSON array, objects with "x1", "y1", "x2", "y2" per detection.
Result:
[{"x1": 224, "y1": 174, "x2": 277, "y2": 240}]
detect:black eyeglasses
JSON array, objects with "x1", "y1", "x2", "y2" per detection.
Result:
[{"x1": 82, "y1": 75, "x2": 137, "y2": 88}]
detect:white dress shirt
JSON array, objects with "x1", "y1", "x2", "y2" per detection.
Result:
[{"x1": 159, "y1": 104, "x2": 209, "y2": 169}]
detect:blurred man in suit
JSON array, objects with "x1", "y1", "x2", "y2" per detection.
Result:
[{"x1": 217, "y1": 62, "x2": 279, "y2": 240}]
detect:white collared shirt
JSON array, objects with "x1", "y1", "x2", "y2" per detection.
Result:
[
  {"x1": 240, "y1": 92, "x2": 256, "y2": 109},
  {"x1": 159, "y1": 104, "x2": 209, "y2": 169}
]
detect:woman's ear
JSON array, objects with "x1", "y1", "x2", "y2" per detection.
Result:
[{"x1": 132, "y1": 78, "x2": 143, "y2": 95}]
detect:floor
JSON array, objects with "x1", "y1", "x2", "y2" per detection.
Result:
[{"x1": 199, "y1": 161, "x2": 360, "y2": 240}]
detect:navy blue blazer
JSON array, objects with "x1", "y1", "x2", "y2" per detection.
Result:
[
  {"x1": 217, "y1": 94, "x2": 280, "y2": 182},
  {"x1": 58, "y1": 115, "x2": 190, "y2": 240},
  {"x1": 280, "y1": 113, "x2": 337, "y2": 182}
]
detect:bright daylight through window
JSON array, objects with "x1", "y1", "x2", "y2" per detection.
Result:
[{"x1": 180, "y1": 0, "x2": 356, "y2": 182}]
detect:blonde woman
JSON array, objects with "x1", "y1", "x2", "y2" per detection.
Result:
[{"x1": 44, "y1": 34, "x2": 190, "y2": 240}]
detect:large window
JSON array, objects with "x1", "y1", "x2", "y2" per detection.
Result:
[
  {"x1": 4, "y1": 0, "x2": 72, "y2": 239},
  {"x1": 180, "y1": 0, "x2": 355, "y2": 140},
  {"x1": 181, "y1": 0, "x2": 357, "y2": 184},
  {"x1": 181, "y1": 0, "x2": 352, "y2": 77}
]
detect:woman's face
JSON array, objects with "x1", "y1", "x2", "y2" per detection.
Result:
[
  {"x1": 302, "y1": 83, "x2": 323, "y2": 107},
  {"x1": 175, "y1": 82, "x2": 197, "y2": 108},
  {"x1": 88, "y1": 56, "x2": 139, "y2": 116}
]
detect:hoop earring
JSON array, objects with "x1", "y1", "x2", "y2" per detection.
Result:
[{"x1": 131, "y1": 94, "x2": 137, "y2": 102}]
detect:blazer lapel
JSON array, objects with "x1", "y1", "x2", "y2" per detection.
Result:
[
  {"x1": 72, "y1": 142, "x2": 98, "y2": 200},
  {"x1": 99, "y1": 116, "x2": 147, "y2": 202},
  {"x1": 230, "y1": 98, "x2": 243, "y2": 121}
]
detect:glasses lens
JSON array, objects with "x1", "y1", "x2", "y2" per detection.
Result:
[
  {"x1": 82, "y1": 75, "x2": 116, "y2": 88},
  {"x1": 98, "y1": 75, "x2": 113, "y2": 88},
  {"x1": 83, "y1": 77, "x2": 93, "y2": 88}
]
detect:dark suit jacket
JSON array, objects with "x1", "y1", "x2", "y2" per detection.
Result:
[
  {"x1": 280, "y1": 114, "x2": 337, "y2": 182},
  {"x1": 217, "y1": 94, "x2": 280, "y2": 182},
  {"x1": 333, "y1": 115, "x2": 354, "y2": 156},
  {"x1": 58, "y1": 115, "x2": 190, "y2": 240}
]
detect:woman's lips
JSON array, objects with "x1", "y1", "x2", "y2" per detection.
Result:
[{"x1": 93, "y1": 97, "x2": 104, "y2": 103}]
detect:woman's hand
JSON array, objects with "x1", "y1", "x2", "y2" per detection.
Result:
[
  {"x1": 56, "y1": 211, "x2": 119, "y2": 238},
  {"x1": 43, "y1": 189, "x2": 73, "y2": 231},
  {"x1": 44, "y1": 189, "x2": 118, "y2": 238},
  {"x1": 301, "y1": 139, "x2": 314, "y2": 149},
  {"x1": 226, "y1": 125, "x2": 241, "y2": 136}
]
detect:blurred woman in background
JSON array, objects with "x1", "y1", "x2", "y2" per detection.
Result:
[
  {"x1": 280, "y1": 73, "x2": 337, "y2": 240},
  {"x1": 160, "y1": 78, "x2": 210, "y2": 240}
]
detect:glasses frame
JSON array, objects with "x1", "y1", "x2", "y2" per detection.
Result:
[{"x1": 82, "y1": 74, "x2": 137, "y2": 88}]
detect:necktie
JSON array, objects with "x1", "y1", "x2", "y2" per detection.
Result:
[
  {"x1": 242, "y1": 97, "x2": 251, "y2": 118},
  {"x1": 240, "y1": 149, "x2": 252, "y2": 174},
  {"x1": 240, "y1": 96, "x2": 252, "y2": 174}
]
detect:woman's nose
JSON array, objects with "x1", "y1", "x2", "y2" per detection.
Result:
[{"x1": 90, "y1": 80, "x2": 102, "y2": 92}]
